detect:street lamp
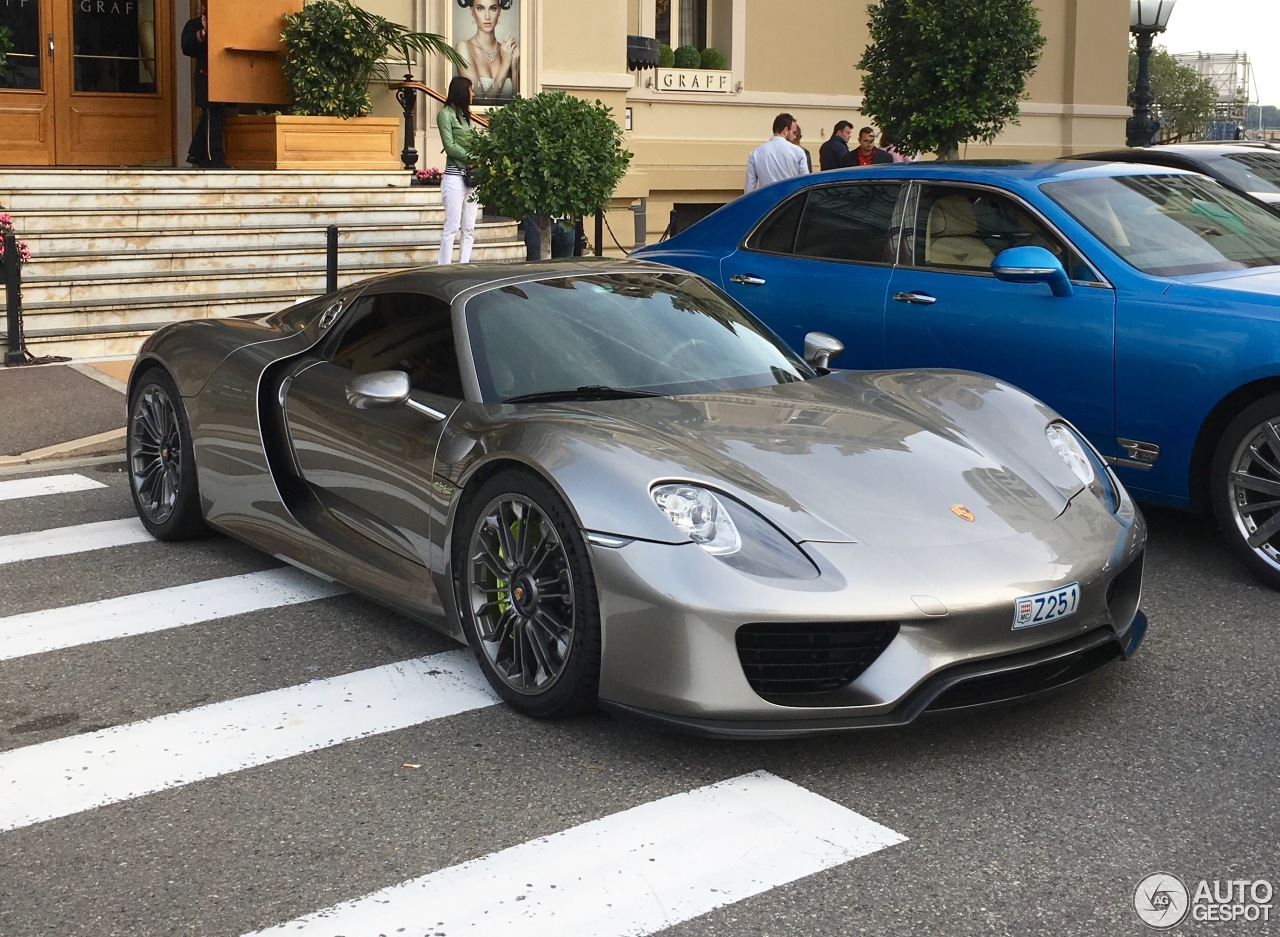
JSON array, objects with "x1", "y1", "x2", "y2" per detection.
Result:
[{"x1": 1127, "y1": 0, "x2": 1178, "y2": 147}]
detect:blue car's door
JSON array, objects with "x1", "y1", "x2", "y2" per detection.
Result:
[
  {"x1": 883, "y1": 183, "x2": 1119, "y2": 457},
  {"x1": 717, "y1": 180, "x2": 906, "y2": 370}
]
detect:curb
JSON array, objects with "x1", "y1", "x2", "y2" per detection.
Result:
[{"x1": 0, "y1": 428, "x2": 127, "y2": 469}]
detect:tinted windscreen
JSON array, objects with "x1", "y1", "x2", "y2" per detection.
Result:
[
  {"x1": 1043, "y1": 174, "x2": 1280, "y2": 276},
  {"x1": 464, "y1": 273, "x2": 813, "y2": 402}
]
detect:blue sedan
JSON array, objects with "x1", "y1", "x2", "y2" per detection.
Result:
[{"x1": 633, "y1": 161, "x2": 1280, "y2": 588}]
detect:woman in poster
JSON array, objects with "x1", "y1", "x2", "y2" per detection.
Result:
[{"x1": 454, "y1": 0, "x2": 519, "y2": 104}]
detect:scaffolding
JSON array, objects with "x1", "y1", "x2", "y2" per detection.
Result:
[{"x1": 1173, "y1": 51, "x2": 1254, "y2": 139}]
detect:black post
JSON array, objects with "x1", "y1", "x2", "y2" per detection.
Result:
[
  {"x1": 395, "y1": 73, "x2": 420, "y2": 171},
  {"x1": 3, "y1": 234, "x2": 25, "y2": 366},
  {"x1": 594, "y1": 209, "x2": 603, "y2": 257},
  {"x1": 326, "y1": 225, "x2": 339, "y2": 293},
  {"x1": 1126, "y1": 29, "x2": 1159, "y2": 147}
]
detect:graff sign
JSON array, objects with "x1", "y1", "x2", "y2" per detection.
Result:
[{"x1": 658, "y1": 68, "x2": 731, "y2": 93}]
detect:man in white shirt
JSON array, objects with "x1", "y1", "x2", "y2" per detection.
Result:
[{"x1": 745, "y1": 113, "x2": 809, "y2": 192}]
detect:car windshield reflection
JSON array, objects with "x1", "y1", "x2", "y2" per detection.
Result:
[
  {"x1": 463, "y1": 272, "x2": 814, "y2": 403},
  {"x1": 1042, "y1": 174, "x2": 1280, "y2": 276}
]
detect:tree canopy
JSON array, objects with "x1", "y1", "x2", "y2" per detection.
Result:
[
  {"x1": 469, "y1": 91, "x2": 632, "y2": 259},
  {"x1": 1131, "y1": 46, "x2": 1219, "y2": 142},
  {"x1": 857, "y1": 0, "x2": 1046, "y2": 160}
]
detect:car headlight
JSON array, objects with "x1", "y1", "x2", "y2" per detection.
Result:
[
  {"x1": 651, "y1": 483, "x2": 818, "y2": 578},
  {"x1": 1046, "y1": 422, "x2": 1125, "y2": 515}
]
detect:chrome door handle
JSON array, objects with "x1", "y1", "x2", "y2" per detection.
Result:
[
  {"x1": 318, "y1": 301, "x2": 343, "y2": 329},
  {"x1": 729, "y1": 274, "x2": 766, "y2": 286},
  {"x1": 893, "y1": 291, "x2": 937, "y2": 305}
]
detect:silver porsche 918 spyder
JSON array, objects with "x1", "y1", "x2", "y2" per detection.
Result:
[{"x1": 126, "y1": 259, "x2": 1147, "y2": 736}]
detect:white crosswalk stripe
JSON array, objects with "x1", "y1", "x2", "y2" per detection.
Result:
[
  {"x1": 0, "y1": 516, "x2": 151, "y2": 566},
  {"x1": 0, "y1": 473, "x2": 107, "y2": 502},
  {"x1": 0, "y1": 566, "x2": 346, "y2": 661},
  {"x1": 246, "y1": 770, "x2": 907, "y2": 937},
  {"x1": 0, "y1": 650, "x2": 499, "y2": 832}
]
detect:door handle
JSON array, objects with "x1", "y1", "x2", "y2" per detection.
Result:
[
  {"x1": 893, "y1": 291, "x2": 937, "y2": 305},
  {"x1": 728, "y1": 274, "x2": 766, "y2": 286},
  {"x1": 47, "y1": 33, "x2": 54, "y2": 59}
]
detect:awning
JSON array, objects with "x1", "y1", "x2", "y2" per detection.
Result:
[{"x1": 627, "y1": 35, "x2": 661, "y2": 71}]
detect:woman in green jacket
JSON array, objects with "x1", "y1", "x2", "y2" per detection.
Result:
[{"x1": 437, "y1": 76, "x2": 477, "y2": 264}]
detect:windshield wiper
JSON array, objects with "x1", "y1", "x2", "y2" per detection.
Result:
[{"x1": 503, "y1": 385, "x2": 665, "y2": 404}]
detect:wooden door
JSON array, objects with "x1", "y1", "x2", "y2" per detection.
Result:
[{"x1": 0, "y1": 0, "x2": 175, "y2": 166}]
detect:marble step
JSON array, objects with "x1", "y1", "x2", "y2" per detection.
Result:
[
  {"x1": 0, "y1": 169, "x2": 417, "y2": 193},
  {"x1": 20, "y1": 226, "x2": 516, "y2": 279},
  {"x1": 0, "y1": 186, "x2": 447, "y2": 215}
]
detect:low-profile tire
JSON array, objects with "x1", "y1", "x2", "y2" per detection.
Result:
[
  {"x1": 453, "y1": 469, "x2": 601, "y2": 718},
  {"x1": 127, "y1": 367, "x2": 206, "y2": 541},
  {"x1": 1211, "y1": 392, "x2": 1280, "y2": 589}
]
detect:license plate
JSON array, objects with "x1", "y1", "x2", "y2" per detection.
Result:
[{"x1": 1012, "y1": 582, "x2": 1080, "y2": 629}]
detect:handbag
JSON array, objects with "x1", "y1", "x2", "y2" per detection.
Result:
[{"x1": 463, "y1": 165, "x2": 475, "y2": 188}]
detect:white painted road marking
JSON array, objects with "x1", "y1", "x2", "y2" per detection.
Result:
[
  {"x1": 0, "y1": 517, "x2": 151, "y2": 566},
  {"x1": 0, "y1": 473, "x2": 106, "y2": 502},
  {"x1": 246, "y1": 770, "x2": 907, "y2": 937},
  {"x1": 0, "y1": 566, "x2": 346, "y2": 662},
  {"x1": 0, "y1": 650, "x2": 499, "y2": 832}
]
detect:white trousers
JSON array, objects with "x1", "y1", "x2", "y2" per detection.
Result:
[{"x1": 438, "y1": 172, "x2": 478, "y2": 264}]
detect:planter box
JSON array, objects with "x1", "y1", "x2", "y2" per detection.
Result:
[{"x1": 223, "y1": 115, "x2": 401, "y2": 170}]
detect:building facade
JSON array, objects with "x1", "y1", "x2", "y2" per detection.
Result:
[{"x1": 0, "y1": 0, "x2": 1130, "y2": 243}]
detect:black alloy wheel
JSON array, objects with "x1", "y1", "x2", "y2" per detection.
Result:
[
  {"x1": 455, "y1": 469, "x2": 601, "y2": 717},
  {"x1": 127, "y1": 368, "x2": 206, "y2": 540},
  {"x1": 1211, "y1": 392, "x2": 1280, "y2": 589}
]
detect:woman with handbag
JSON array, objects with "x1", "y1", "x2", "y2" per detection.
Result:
[{"x1": 437, "y1": 76, "x2": 478, "y2": 264}]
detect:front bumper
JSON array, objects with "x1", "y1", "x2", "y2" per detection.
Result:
[{"x1": 589, "y1": 496, "x2": 1147, "y2": 737}]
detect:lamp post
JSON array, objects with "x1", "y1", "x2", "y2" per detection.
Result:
[{"x1": 1127, "y1": 0, "x2": 1178, "y2": 147}]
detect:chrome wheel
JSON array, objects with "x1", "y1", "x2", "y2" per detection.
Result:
[
  {"x1": 1222, "y1": 415, "x2": 1280, "y2": 575},
  {"x1": 130, "y1": 383, "x2": 184, "y2": 524},
  {"x1": 464, "y1": 493, "x2": 576, "y2": 694}
]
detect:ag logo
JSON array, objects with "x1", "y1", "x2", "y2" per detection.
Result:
[
  {"x1": 949, "y1": 504, "x2": 975, "y2": 522},
  {"x1": 1134, "y1": 872, "x2": 1190, "y2": 929}
]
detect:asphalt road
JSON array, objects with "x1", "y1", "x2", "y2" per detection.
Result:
[{"x1": 0, "y1": 459, "x2": 1274, "y2": 937}]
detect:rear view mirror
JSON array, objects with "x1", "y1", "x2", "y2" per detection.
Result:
[{"x1": 992, "y1": 246, "x2": 1074, "y2": 297}]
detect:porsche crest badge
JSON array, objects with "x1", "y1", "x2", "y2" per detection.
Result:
[{"x1": 949, "y1": 504, "x2": 975, "y2": 522}]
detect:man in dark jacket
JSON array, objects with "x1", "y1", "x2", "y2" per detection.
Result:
[
  {"x1": 819, "y1": 121, "x2": 853, "y2": 171},
  {"x1": 845, "y1": 126, "x2": 894, "y2": 167},
  {"x1": 181, "y1": 4, "x2": 227, "y2": 168}
]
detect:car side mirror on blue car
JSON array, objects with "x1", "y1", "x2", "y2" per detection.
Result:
[{"x1": 991, "y1": 246, "x2": 1074, "y2": 298}]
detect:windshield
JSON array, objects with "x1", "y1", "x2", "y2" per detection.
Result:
[
  {"x1": 463, "y1": 272, "x2": 813, "y2": 402},
  {"x1": 1042, "y1": 173, "x2": 1280, "y2": 276},
  {"x1": 1220, "y1": 152, "x2": 1280, "y2": 194}
]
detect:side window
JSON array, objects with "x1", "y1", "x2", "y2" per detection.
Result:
[
  {"x1": 915, "y1": 186, "x2": 1100, "y2": 282},
  {"x1": 744, "y1": 193, "x2": 806, "y2": 254},
  {"x1": 793, "y1": 184, "x2": 903, "y2": 263},
  {"x1": 328, "y1": 292, "x2": 464, "y2": 398}
]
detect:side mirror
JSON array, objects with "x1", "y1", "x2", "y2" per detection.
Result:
[
  {"x1": 803, "y1": 331, "x2": 845, "y2": 370},
  {"x1": 992, "y1": 246, "x2": 1073, "y2": 297},
  {"x1": 346, "y1": 370, "x2": 412, "y2": 409},
  {"x1": 346, "y1": 370, "x2": 448, "y2": 422}
]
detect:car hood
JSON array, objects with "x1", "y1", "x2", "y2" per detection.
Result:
[
  {"x1": 1167, "y1": 265, "x2": 1280, "y2": 303},
  {"x1": 461, "y1": 372, "x2": 1080, "y2": 549}
]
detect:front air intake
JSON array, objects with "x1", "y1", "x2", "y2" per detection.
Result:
[{"x1": 736, "y1": 621, "x2": 899, "y2": 697}]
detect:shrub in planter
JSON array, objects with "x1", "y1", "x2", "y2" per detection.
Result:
[
  {"x1": 673, "y1": 44, "x2": 701, "y2": 68},
  {"x1": 281, "y1": 0, "x2": 463, "y2": 118},
  {"x1": 699, "y1": 47, "x2": 726, "y2": 70},
  {"x1": 0, "y1": 210, "x2": 32, "y2": 268},
  {"x1": 0, "y1": 25, "x2": 13, "y2": 75},
  {"x1": 658, "y1": 43, "x2": 674, "y2": 68}
]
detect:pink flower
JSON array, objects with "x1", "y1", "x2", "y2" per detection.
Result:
[{"x1": 0, "y1": 208, "x2": 32, "y2": 266}]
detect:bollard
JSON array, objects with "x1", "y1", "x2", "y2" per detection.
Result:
[
  {"x1": 3, "y1": 233, "x2": 25, "y2": 366},
  {"x1": 394, "y1": 74, "x2": 420, "y2": 171},
  {"x1": 594, "y1": 210, "x2": 603, "y2": 257},
  {"x1": 326, "y1": 225, "x2": 338, "y2": 294}
]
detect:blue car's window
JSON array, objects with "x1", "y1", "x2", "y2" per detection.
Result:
[
  {"x1": 912, "y1": 186, "x2": 1100, "y2": 283},
  {"x1": 1043, "y1": 174, "x2": 1280, "y2": 276},
  {"x1": 463, "y1": 273, "x2": 814, "y2": 403},
  {"x1": 745, "y1": 193, "x2": 805, "y2": 254},
  {"x1": 1221, "y1": 152, "x2": 1280, "y2": 195},
  {"x1": 744, "y1": 183, "x2": 902, "y2": 264}
]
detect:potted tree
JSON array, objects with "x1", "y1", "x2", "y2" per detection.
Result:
[
  {"x1": 469, "y1": 91, "x2": 632, "y2": 259},
  {"x1": 224, "y1": 0, "x2": 463, "y2": 169}
]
